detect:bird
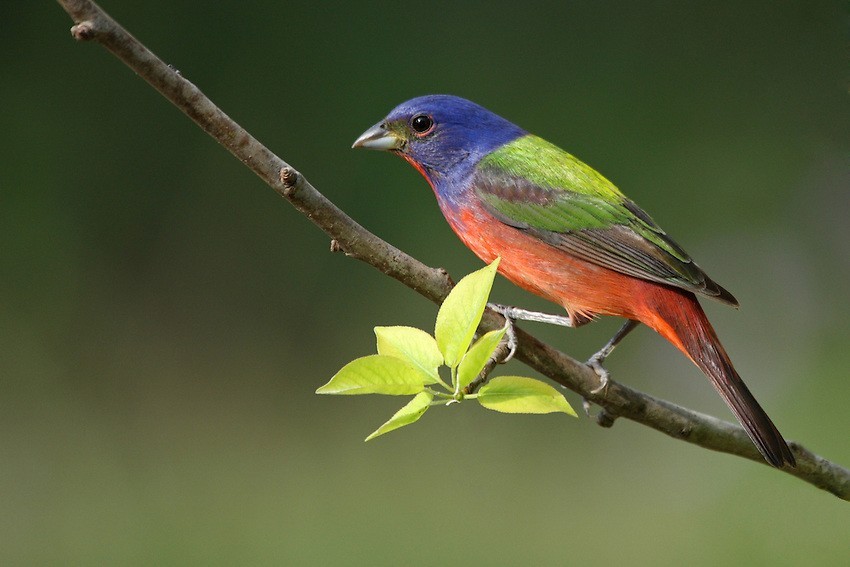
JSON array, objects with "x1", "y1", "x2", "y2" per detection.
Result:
[{"x1": 352, "y1": 94, "x2": 795, "y2": 467}]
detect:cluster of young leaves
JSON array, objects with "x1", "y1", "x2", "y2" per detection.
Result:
[{"x1": 317, "y1": 258, "x2": 576, "y2": 441}]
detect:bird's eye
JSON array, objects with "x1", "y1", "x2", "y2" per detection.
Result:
[{"x1": 410, "y1": 114, "x2": 434, "y2": 135}]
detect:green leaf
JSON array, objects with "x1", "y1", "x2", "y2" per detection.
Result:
[
  {"x1": 477, "y1": 376, "x2": 577, "y2": 416},
  {"x1": 316, "y1": 355, "x2": 426, "y2": 395},
  {"x1": 365, "y1": 390, "x2": 434, "y2": 441},
  {"x1": 456, "y1": 327, "x2": 507, "y2": 391},
  {"x1": 435, "y1": 258, "x2": 500, "y2": 368},
  {"x1": 374, "y1": 326, "x2": 442, "y2": 384}
]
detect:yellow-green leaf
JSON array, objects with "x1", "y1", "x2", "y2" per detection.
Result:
[
  {"x1": 477, "y1": 376, "x2": 577, "y2": 416},
  {"x1": 435, "y1": 258, "x2": 500, "y2": 368},
  {"x1": 375, "y1": 326, "x2": 441, "y2": 384},
  {"x1": 456, "y1": 327, "x2": 506, "y2": 391},
  {"x1": 316, "y1": 355, "x2": 426, "y2": 395},
  {"x1": 365, "y1": 390, "x2": 434, "y2": 441}
]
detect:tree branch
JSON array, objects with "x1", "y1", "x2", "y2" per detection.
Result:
[{"x1": 56, "y1": 0, "x2": 849, "y2": 500}]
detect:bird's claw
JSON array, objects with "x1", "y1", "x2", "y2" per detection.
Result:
[
  {"x1": 580, "y1": 354, "x2": 611, "y2": 416},
  {"x1": 501, "y1": 318, "x2": 518, "y2": 362},
  {"x1": 586, "y1": 354, "x2": 610, "y2": 395},
  {"x1": 488, "y1": 302, "x2": 518, "y2": 363}
]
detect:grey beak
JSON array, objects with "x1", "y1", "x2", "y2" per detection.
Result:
[{"x1": 352, "y1": 123, "x2": 405, "y2": 150}]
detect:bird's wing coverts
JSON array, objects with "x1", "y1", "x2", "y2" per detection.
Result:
[{"x1": 474, "y1": 135, "x2": 738, "y2": 305}]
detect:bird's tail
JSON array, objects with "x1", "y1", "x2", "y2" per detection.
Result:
[{"x1": 639, "y1": 287, "x2": 795, "y2": 467}]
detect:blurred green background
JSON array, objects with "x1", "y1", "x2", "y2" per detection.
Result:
[{"x1": 2, "y1": 1, "x2": 849, "y2": 564}]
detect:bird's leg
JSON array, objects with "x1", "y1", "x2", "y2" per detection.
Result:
[
  {"x1": 487, "y1": 304, "x2": 576, "y2": 328},
  {"x1": 487, "y1": 303, "x2": 574, "y2": 362},
  {"x1": 585, "y1": 318, "x2": 640, "y2": 395}
]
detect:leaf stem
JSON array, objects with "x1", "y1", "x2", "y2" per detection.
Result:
[{"x1": 433, "y1": 375, "x2": 452, "y2": 392}]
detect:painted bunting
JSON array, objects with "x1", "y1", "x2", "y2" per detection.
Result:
[{"x1": 353, "y1": 95, "x2": 794, "y2": 467}]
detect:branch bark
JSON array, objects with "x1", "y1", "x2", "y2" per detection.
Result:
[{"x1": 56, "y1": 0, "x2": 849, "y2": 500}]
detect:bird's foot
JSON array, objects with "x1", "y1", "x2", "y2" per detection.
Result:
[
  {"x1": 487, "y1": 303, "x2": 518, "y2": 362},
  {"x1": 502, "y1": 321, "x2": 518, "y2": 363},
  {"x1": 581, "y1": 352, "x2": 611, "y2": 415},
  {"x1": 586, "y1": 353, "x2": 611, "y2": 395},
  {"x1": 580, "y1": 320, "x2": 639, "y2": 411},
  {"x1": 487, "y1": 302, "x2": 577, "y2": 364}
]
